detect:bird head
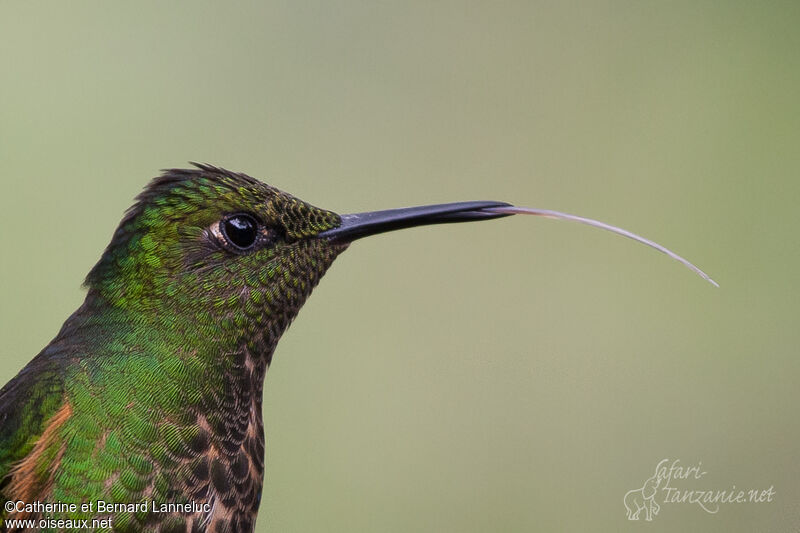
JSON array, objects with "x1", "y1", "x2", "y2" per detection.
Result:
[{"x1": 84, "y1": 164, "x2": 508, "y2": 346}]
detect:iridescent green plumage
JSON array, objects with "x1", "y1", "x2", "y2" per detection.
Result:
[{"x1": 1, "y1": 165, "x2": 347, "y2": 532}]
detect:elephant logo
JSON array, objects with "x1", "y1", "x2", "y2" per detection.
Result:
[{"x1": 624, "y1": 474, "x2": 661, "y2": 521}]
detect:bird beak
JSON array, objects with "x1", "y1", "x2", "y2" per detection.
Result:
[{"x1": 317, "y1": 201, "x2": 513, "y2": 242}]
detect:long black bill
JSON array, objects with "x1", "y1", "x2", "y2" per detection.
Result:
[
  {"x1": 318, "y1": 201, "x2": 513, "y2": 242},
  {"x1": 318, "y1": 200, "x2": 718, "y2": 287}
]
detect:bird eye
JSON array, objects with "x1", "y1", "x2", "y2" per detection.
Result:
[{"x1": 221, "y1": 214, "x2": 259, "y2": 250}]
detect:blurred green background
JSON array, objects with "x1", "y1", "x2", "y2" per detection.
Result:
[{"x1": 1, "y1": 2, "x2": 798, "y2": 531}]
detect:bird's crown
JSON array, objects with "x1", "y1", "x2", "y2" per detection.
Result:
[{"x1": 85, "y1": 164, "x2": 343, "y2": 314}]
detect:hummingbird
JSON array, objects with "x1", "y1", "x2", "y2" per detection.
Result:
[{"x1": 0, "y1": 164, "x2": 715, "y2": 532}]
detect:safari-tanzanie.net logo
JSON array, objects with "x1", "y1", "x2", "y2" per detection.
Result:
[{"x1": 623, "y1": 458, "x2": 775, "y2": 521}]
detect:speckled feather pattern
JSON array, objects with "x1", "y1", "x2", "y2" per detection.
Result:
[{"x1": 0, "y1": 165, "x2": 347, "y2": 532}]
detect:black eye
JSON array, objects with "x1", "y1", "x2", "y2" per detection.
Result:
[{"x1": 221, "y1": 214, "x2": 259, "y2": 250}]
